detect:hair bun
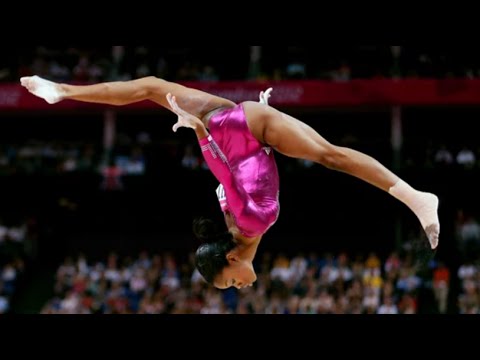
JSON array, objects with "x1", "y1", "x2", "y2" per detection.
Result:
[{"x1": 192, "y1": 217, "x2": 218, "y2": 243}]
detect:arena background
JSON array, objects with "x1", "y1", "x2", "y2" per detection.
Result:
[{"x1": 0, "y1": 46, "x2": 478, "y2": 314}]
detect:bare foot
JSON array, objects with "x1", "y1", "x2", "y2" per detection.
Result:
[{"x1": 20, "y1": 75, "x2": 63, "y2": 104}]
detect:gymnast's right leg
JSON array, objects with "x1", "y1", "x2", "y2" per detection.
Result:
[{"x1": 243, "y1": 101, "x2": 440, "y2": 250}]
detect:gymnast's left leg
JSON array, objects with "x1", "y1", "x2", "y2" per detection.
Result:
[{"x1": 243, "y1": 101, "x2": 440, "y2": 250}]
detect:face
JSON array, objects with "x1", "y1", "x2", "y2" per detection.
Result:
[{"x1": 214, "y1": 254, "x2": 257, "y2": 290}]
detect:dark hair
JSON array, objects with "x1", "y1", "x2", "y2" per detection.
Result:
[{"x1": 193, "y1": 217, "x2": 236, "y2": 284}]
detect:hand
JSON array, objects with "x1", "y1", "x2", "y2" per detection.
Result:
[
  {"x1": 259, "y1": 87, "x2": 273, "y2": 106},
  {"x1": 166, "y1": 93, "x2": 204, "y2": 133},
  {"x1": 20, "y1": 75, "x2": 63, "y2": 104}
]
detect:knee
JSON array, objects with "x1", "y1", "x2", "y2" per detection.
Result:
[{"x1": 318, "y1": 146, "x2": 348, "y2": 171}]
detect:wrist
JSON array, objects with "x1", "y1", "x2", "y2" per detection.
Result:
[{"x1": 195, "y1": 122, "x2": 209, "y2": 139}]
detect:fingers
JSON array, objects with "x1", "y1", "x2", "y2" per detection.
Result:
[
  {"x1": 166, "y1": 93, "x2": 178, "y2": 111},
  {"x1": 264, "y1": 88, "x2": 273, "y2": 99},
  {"x1": 166, "y1": 93, "x2": 180, "y2": 113},
  {"x1": 172, "y1": 122, "x2": 181, "y2": 133},
  {"x1": 259, "y1": 88, "x2": 273, "y2": 105},
  {"x1": 168, "y1": 93, "x2": 192, "y2": 119},
  {"x1": 167, "y1": 94, "x2": 186, "y2": 133}
]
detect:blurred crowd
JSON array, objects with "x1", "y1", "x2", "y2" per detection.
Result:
[
  {"x1": 1, "y1": 135, "x2": 480, "y2": 177},
  {"x1": 41, "y1": 242, "x2": 455, "y2": 314},
  {"x1": 0, "y1": 138, "x2": 146, "y2": 177},
  {"x1": 0, "y1": 216, "x2": 33, "y2": 314},
  {"x1": 2, "y1": 46, "x2": 480, "y2": 84},
  {"x1": 457, "y1": 256, "x2": 480, "y2": 314}
]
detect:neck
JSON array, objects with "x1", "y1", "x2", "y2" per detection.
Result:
[
  {"x1": 231, "y1": 229, "x2": 262, "y2": 262},
  {"x1": 225, "y1": 212, "x2": 262, "y2": 259}
]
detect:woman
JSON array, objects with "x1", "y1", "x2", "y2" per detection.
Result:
[{"x1": 20, "y1": 75, "x2": 440, "y2": 290}]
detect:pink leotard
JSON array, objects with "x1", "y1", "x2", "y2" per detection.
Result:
[{"x1": 198, "y1": 103, "x2": 280, "y2": 237}]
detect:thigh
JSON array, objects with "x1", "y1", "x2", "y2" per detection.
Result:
[
  {"x1": 243, "y1": 101, "x2": 335, "y2": 162},
  {"x1": 145, "y1": 77, "x2": 236, "y2": 120}
]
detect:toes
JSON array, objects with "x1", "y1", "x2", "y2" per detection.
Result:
[
  {"x1": 20, "y1": 77, "x2": 30, "y2": 86},
  {"x1": 425, "y1": 223, "x2": 440, "y2": 249}
]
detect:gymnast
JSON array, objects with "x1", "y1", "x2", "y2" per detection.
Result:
[{"x1": 20, "y1": 75, "x2": 440, "y2": 289}]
